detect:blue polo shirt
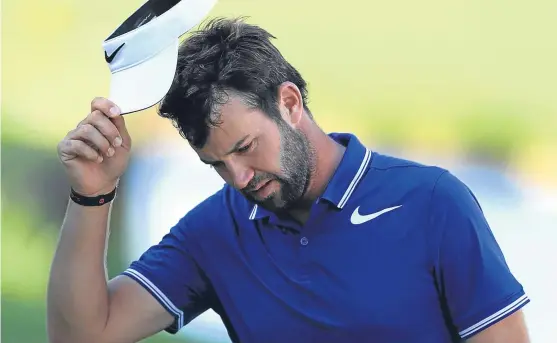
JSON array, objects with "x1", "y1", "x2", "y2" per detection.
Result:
[{"x1": 122, "y1": 133, "x2": 529, "y2": 343}]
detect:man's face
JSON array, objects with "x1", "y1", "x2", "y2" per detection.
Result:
[{"x1": 194, "y1": 95, "x2": 313, "y2": 212}]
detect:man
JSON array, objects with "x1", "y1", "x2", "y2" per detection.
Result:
[{"x1": 48, "y1": 18, "x2": 530, "y2": 343}]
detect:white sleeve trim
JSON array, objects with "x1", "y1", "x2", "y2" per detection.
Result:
[
  {"x1": 459, "y1": 293, "x2": 529, "y2": 338},
  {"x1": 123, "y1": 268, "x2": 184, "y2": 330}
]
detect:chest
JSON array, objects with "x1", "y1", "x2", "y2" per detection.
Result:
[{"x1": 198, "y1": 205, "x2": 451, "y2": 343}]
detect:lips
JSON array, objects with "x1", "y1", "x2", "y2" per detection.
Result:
[{"x1": 253, "y1": 180, "x2": 271, "y2": 192}]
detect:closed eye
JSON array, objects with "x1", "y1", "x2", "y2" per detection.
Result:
[
  {"x1": 201, "y1": 139, "x2": 255, "y2": 168},
  {"x1": 237, "y1": 142, "x2": 253, "y2": 153}
]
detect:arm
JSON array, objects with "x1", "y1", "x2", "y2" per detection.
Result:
[
  {"x1": 47, "y1": 199, "x2": 211, "y2": 343},
  {"x1": 47, "y1": 200, "x2": 174, "y2": 343},
  {"x1": 428, "y1": 171, "x2": 530, "y2": 342},
  {"x1": 48, "y1": 97, "x2": 210, "y2": 342}
]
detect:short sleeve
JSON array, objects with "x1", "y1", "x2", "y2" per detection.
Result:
[
  {"x1": 429, "y1": 171, "x2": 530, "y2": 340},
  {"x1": 121, "y1": 218, "x2": 212, "y2": 334}
]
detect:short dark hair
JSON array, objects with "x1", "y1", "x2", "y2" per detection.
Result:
[{"x1": 158, "y1": 17, "x2": 310, "y2": 148}]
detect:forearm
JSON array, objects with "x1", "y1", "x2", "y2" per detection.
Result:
[{"x1": 47, "y1": 199, "x2": 114, "y2": 342}]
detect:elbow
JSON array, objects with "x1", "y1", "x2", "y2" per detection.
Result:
[
  {"x1": 47, "y1": 307, "x2": 108, "y2": 343},
  {"x1": 47, "y1": 325, "x2": 75, "y2": 343},
  {"x1": 47, "y1": 330, "x2": 69, "y2": 343},
  {"x1": 48, "y1": 332, "x2": 104, "y2": 343},
  {"x1": 47, "y1": 322, "x2": 104, "y2": 343}
]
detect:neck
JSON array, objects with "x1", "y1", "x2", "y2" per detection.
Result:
[{"x1": 288, "y1": 116, "x2": 346, "y2": 222}]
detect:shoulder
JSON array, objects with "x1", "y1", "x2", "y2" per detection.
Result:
[
  {"x1": 369, "y1": 151, "x2": 447, "y2": 178},
  {"x1": 352, "y1": 152, "x2": 475, "y2": 231},
  {"x1": 357, "y1": 151, "x2": 452, "y2": 202},
  {"x1": 364, "y1": 152, "x2": 478, "y2": 215},
  {"x1": 355, "y1": 151, "x2": 486, "y2": 250}
]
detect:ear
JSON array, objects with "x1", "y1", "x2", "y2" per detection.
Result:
[{"x1": 277, "y1": 82, "x2": 303, "y2": 128}]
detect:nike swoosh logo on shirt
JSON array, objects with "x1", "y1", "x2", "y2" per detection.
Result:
[{"x1": 350, "y1": 205, "x2": 403, "y2": 225}]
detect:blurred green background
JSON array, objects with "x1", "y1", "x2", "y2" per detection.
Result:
[{"x1": 2, "y1": 0, "x2": 556, "y2": 342}]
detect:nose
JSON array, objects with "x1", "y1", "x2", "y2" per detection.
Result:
[{"x1": 227, "y1": 160, "x2": 253, "y2": 190}]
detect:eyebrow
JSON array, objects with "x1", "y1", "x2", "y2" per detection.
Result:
[{"x1": 199, "y1": 135, "x2": 250, "y2": 165}]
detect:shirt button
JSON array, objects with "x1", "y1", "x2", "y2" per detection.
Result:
[{"x1": 300, "y1": 237, "x2": 309, "y2": 246}]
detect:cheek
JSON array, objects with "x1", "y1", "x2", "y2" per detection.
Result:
[{"x1": 253, "y1": 143, "x2": 282, "y2": 173}]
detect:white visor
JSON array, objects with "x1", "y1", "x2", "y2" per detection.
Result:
[{"x1": 103, "y1": 0, "x2": 217, "y2": 114}]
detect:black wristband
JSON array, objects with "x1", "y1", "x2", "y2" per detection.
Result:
[{"x1": 70, "y1": 187, "x2": 117, "y2": 206}]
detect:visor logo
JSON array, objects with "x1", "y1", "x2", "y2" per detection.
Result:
[{"x1": 105, "y1": 43, "x2": 125, "y2": 63}]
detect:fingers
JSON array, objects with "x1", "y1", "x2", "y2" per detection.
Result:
[
  {"x1": 58, "y1": 139, "x2": 104, "y2": 163},
  {"x1": 91, "y1": 97, "x2": 121, "y2": 118},
  {"x1": 69, "y1": 123, "x2": 113, "y2": 158},
  {"x1": 88, "y1": 110, "x2": 123, "y2": 149},
  {"x1": 59, "y1": 97, "x2": 131, "y2": 164},
  {"x1": 68, "y1": 108, "x2": 123, "y2": 157},
  {"x1": 89, "y1": 97, "x2": 131, "y2": 148}
]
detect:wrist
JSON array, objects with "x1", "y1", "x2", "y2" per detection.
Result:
[
  {"x1": 72, "y1": 180, "x2": 119, "y2": 198},
  {"x1": 70, "y1": 186, "x2": 118, "y2": 207}
]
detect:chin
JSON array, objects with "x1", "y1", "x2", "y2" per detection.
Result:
[{"x1": 257, "y1": 193, "x2": 287, "y2": 211}]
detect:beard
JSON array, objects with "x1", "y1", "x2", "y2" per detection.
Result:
[{"x1": 241, "y1": 120, "x2": 315, "y2": 213}]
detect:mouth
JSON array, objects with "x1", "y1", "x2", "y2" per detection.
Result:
[
  {"x1": 251, "y1": 180, "x2": 274, "y2": 198},
  {"x1": 253, "y1": 180, "x2": 272, "y2": 192}
]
